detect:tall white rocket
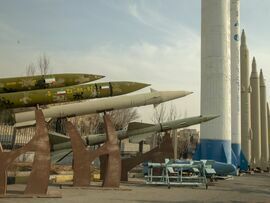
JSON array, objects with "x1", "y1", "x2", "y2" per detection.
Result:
[
  {"x1": 240, "y1": 30, "x2": 251, "y2": 171},
  {"x1": 230, "y1": 0, "x2": 241, "y2": 166},
  {"x1": 197, "y1": 0, "x2": 231, "y2": 164},
  {"x1": 250, "y1": 57, "x2": 261, "y2": 168},
  {"x1": 259, "y1": 70, "x2": 269, "y2": 170}
]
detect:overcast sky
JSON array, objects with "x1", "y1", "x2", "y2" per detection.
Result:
[{"x1": 0, "y1": 0, "x2": 270, "y2": 124}]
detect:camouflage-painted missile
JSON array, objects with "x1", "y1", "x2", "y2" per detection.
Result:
[
  {"x1": 15, "y1": 89, "x2": 193, "y2": 124},
  {"x1": 50, "y1": 115, "x2": 219, "y2": 152},
  {"x1": 0, "y1": 73, "x2": 104, "y2": 93},
  {"x1": 0, "y1": 81, "x2": 149, "y2": 109}
]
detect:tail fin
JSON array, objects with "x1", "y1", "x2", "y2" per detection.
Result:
[
  {"x1": 127, "y1": 122, "x2": 154, "y2": 132},
  {"x1": 129, "y1": 132, "x2": 154, "y2": 143},
  {"x1": 48, "y1": 131, "x2": 70, "y2": 146},
  {"x1": 128, "y1": 122, "x2": 155, "y2": 143},
  {"x1": 51, "y1": 149, "x2": 72, "y2": 164}
]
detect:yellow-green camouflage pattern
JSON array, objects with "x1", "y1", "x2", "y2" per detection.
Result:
[
  {"x1": 0, "y1": 81, "x2": 149, "y2": 109},
  {"x1": 0, "y1": 73, "x2": 103, "y2": 93}
]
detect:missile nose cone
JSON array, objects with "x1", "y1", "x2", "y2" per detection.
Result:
[
  {"x1": 184, "y1": 91, "x2": 193, "y2": 96},
  {"x1": 111, "y1": 81, "x2": 150, "y2": 96},
  {"x1": 85, "y1": 74, "x2": 105, "y2": 81},
  {"x1": 251, "y1": 57, "x2": 258, "y2": 75},
  {"x1": 94, "y1": 74, "x2": 105, "y2": 80},
  {"x1": 241, "y1": 29, "x2": 246, "y2": 45},
  {"x1": 260, "y1": 69, "x2": 265, "y2": 86},
  {"x1": 204, "y1": 115, "x2": 220, "y2": 121},
  {"x1": 160, "y1": 90, "x2": 193, "y2": 102},
  {"x1": 252, "y1": 57, "x2": 256, "y2": 67},
  {"x1": 76, "y1": 74, "x2": 105, "y2": 83}
]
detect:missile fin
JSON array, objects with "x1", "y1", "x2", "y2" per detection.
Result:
[
  {"x1": 48, "y1": 131, "x2": 70, "y2": 146},
  {"x1": 51, "y1": 149, "x2": 72, "y2": 164},
  {"x1": 150, "y1": 88, "x2": 157, "y2": 93},
  {"x1": 127, "y1": 122, "x2": 154, "y2": 131}
]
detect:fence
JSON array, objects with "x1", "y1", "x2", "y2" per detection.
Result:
[{"x1": 0, "y1": 125, "x2": 35, "y2": 150}]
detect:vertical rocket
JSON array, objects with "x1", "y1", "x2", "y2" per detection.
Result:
[
  {"x1": 250, "y1": 57, "x2": 261, "y2": 168},
  {"x1": 267, "y1": 103, "x2": 270, "y2": 165},
  {"x1": 230, "y1": 0, "x2": 241, "y2": 167},
  {"x1": 259, "y1": 70, "x2": 269, "y2": 170},
  {"x1": 240, "y1": 30, "x2": 251, "y2": 171},
  {"x1": 196, "y1": 0, "x2": 231, "y2": 164}
]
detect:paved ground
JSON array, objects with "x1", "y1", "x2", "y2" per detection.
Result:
[{"x1": 1, "y1": 173, "x2": 270, "y2": 203}]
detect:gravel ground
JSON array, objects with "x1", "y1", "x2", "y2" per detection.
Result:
[{"x1": 1, "y1": 173, "x2": 270, "y2": 203}]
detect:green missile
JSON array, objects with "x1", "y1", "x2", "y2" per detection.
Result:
[
  {"x1": 0, "y1": 73, "x2": 104, "y2": 93},
  {"x1": 0, "y1": 81, "x2": 150, "y2": 109},
  {"x1": 49, "y1": 115, "x2": 218, "y2": 163}
]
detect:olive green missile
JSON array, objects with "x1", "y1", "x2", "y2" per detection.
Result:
[
  {"x1": 50, "y1": 115, "x2": 219, "y2": 152},
  {"x1": 0, "y1": 73, "x2": 104, "y2": 93},
  {"x1": 0, "y1": 81, "x2": 150, "y2": 109}
]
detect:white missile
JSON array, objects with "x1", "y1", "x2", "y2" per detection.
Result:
[
  {"x1": 197, "y1": 0, "x2": 231, "y2": 164},
  {"x1": 267, "y1": 103, "x2": 270, "y2": 164},
  {"x1": 15, "y1": 89, "x2": 192, "y2": 124},
  {"x1": 230, "y1": 0, "x2": 241, "y2": 167},
  {"x1": 259, "y1": 69, "x2": 268, "y2": 170},
  {"x1": 250, "y1": 57, "x2": 261, "y2": 168},
  {"x1": 240, "y1": 30, "x2": 251, "y2": 171}
]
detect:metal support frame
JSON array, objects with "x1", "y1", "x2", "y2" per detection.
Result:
[
  {"x1": 68, "y1": 114, "x2": 121, "y2": 187},
  {"x1": 145, "y1": 160, "x2": 208, "y2": 189},
  {"x1": 0, "y1": 110, "x2": 50, "y2": 195},
  {"x1": 121, "y1": 132, "x2": 174, "y2": 181}
]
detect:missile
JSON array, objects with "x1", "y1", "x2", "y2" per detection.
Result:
[
  {"x1": 250, "y1": 57, "x2": 261, "y2": 168},
  {"x1": 259, "y1": 69, "x2": 269, "y2": 170},
  {"x1": 267, "y1": 103, "x2": 270, "y2": 164},
  {"x1": 15, "y1": 89, "x2": 193, "y2": 124},
  {"x1": 0, "y1": 81, "x2": 149, "y2": 109},
  {"x1": 198, "y1": 0, "x2": 232, "y2": 164},
  {"x1": 240, "y1": 30, "x2": 251, "y2": 171},
  {"x1": 0, "y1": 73, "x2": 104, "y2": 93},
  {"x1": 50, "y1": 115, "x2": 218, "y2": 152},
  {"x1": 230, "y1": 0, "x2": 241, "y2": 167}
]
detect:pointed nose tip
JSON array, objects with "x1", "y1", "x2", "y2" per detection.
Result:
[
  {"x1": 93, "y1": 74, "x2": 105, "y2": 80},
  {"x1": 83, "y1": 74, "x2": 105, "y2": 82},
  {"x1": 129, "y1": 82, "x2": 151, "y2": 92},
  {"x1": 205, "y1": 115, "x2": 220, "y2": 121},
  {"x1": 163, "y1": 90, "x2": 193, "y2": 102},
  {"x1": 135, "y1": 82, "x2": 151, "y2": 89},
  {"x1": 185, "y1": 91, "x2": 193, "y2": 96},
  {"x1": 111, "y1": 81, "x2": 151, "y2": 96}
]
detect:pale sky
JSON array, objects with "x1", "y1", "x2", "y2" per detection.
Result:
[{"x1": 0, "y1": 0, "x2": 270, "y2": 124}]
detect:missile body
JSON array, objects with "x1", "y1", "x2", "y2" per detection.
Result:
[
  {"x1": 267, "y1": 103, "x2": 270, "y2": 164},
  {"x1": 0, "y1": 73, "x2": 103, "y2": 93},
  {"x1": 0, "y1": 81, "x2": 149, "y2": 109},
  {"x1": 259, "y1": 70, "x2": 269, "y2": 170},
  {"x1": 15, "y1": 90, "x2": 192, "y2": 124},
  {"x1": 250, "y1": 57, "x2": 261, "y2": 168},
  {"x1": 198, "y1": 0, "x2": 231, "y2": 164},
  {"x1": 230, "y1": 0, "x2": 241, "y2": 167},
  {"x1": 51, "y1": 115, "x2": 218, "y2": 151},
  {"x1": 240, "y1": 30, "x2": 251, "y2": 171}
]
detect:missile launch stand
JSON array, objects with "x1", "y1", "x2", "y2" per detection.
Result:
[
  {"x1": 67, "y1": 113, "x2": 121, "y2": 188},
  {"x1": 145, "y1": 159, "x2": 208, "y2": 189},
  {"x1": 0, "y1": 110, "x2": 61, "y2": 198}
]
